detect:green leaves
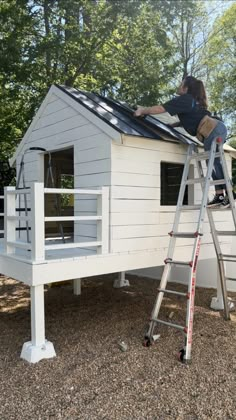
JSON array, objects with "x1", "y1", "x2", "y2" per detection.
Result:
[{"x1": 0, "y1": 0, "x2": 234, "y2": 162}]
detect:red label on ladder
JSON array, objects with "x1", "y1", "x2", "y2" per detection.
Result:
[{"x1": 188, "y1": 238, "x2": 201, "y2": 345}]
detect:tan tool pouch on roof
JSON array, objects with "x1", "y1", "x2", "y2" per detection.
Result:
[{"x1": 196, "y1": 116, "x2": 218, "y2": 142}]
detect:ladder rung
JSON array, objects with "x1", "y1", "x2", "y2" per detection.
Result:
[
  {"x1": 16, "y1": 227, "x2": 31, "y2": 231},
  {"x1": 180, "y1": 205, "x2": 201, "y2": 211},
  {"x1": 185, "y1": 178, "x2": 226, "y2": 186},
  {"x1": 164, "y1": 258, "x2": 192, "y2": 267},
  {"x1": 151, "y1": 318, "x2": 186, "y2": 332},
  {"x1": 16, "y1": 208, "x2": 31, "y2": 212},
  {"x1": 158, "y1": 288, "x2": 188, "y2": 298},
  {"x1": 221, "y1": 254, "x2": 236, "y2": 260},
  {"x1": 186, "y1": 177, "x2": 205, "y2": 185},
  {"x1": 226, "y1": 277, "x2": 236, "y2": 282},
  {"x1": 211, "y1": 179, "x2": 226, "y2": 185},
  {"x1": 215, "y1": 231, "x2": 236, "y2": 236},
  {"x1": 190, "y1": 151, "x2": 221, "y2": 160},
  {"x1": 169, "y1": 231, "x2": 203, "y2": 238}
]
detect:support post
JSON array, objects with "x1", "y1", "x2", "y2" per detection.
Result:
[
  {"x1": 73, "y1": 278, "x2": 81, "y2": 295},
  {"x1": 21, "y1": 284, "x2": 56, "y2": 363},
  {"x1": 113, "y1": 271, "x2": 130, "y2": 288},
  {"x1": 31, "y1": 183, "x2": 45, "y2": 261},
  {"x1": 210, "y1": 264, "x2": 234, "y2": 312}
]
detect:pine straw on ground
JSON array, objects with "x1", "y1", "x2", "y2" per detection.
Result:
[{"x1": 0, "y1": 274, "x2": 236, "y2": 420}]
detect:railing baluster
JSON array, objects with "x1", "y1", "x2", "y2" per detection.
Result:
[
  {"x1": 4, "y1": 187, "x2": 16, "y2": 254},
  {"x1": 97, "y1": 187, "x2": 109, "y2": 254}
]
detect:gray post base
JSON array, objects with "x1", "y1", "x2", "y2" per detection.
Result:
[
  {"x1": 21, "y1": 340, "x2": 56, "y2": 363},
  {"x1": 113, "y1": 272, "x2": 130, "y2": 288}
]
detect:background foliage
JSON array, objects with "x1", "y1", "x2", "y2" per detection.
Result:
[{"x1": 0, "y1": 0, "x2": 235, "y2": 175}]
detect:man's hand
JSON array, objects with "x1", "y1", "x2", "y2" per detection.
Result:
[
  {"x1": 134, "y1": 107, "x2": 146, "y2": 117},
  {"x1": 134, "y1": 105, "x2": 165, "y2": 117}
]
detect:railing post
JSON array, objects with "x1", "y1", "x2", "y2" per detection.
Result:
[
  {"x1": 97, "y1": 187, "x2": 109, "y2": 254},
  {"x1": 4, "y1": 186, "x2": 16, "y2": 254},
  {"x1": 31, "y1": 183, "x2": 45, "y2": 261}
]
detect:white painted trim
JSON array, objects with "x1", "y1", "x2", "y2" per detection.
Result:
[
  {"x1": 31, "y1": 183, "x2": 45, "y2": 261},
  {"x1": 4, "y1": 187, "x2": 16, "y2": 254},
  {"x1": 20, "y1": 284, "x2": 56, "y2": 363},
  {"x1": 31, "y1": 284, "x2": 45, "y2": 346}
]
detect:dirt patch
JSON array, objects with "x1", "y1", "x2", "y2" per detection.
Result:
[{"x1": 0, "y1": 274, "x2": 236, "y2": 419}]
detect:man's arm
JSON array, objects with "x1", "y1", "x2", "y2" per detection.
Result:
[{"x1": 134, "y1": 105, "x2": 166, "y2": 117}]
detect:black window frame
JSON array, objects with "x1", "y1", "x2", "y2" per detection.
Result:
[{"x1": 161, "y1": 161, "x2": 188, "y2": 206}]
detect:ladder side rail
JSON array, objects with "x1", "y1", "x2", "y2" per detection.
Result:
[
  {"x1": 185, "y1": 235, "x2": 201, "y2": 361},
  {"x1": 183, "y1": 144, "x2": 217, "y2": 361},
  {"x1": 146, "y1": 144, "x2": 195, "y2": 339},
  {"x1": 166, "y1": 144, "x2": 194, "y2": 261},
  {"x1": 196, "y1": 139, "x2": 230, "y2": 320},
  {"x1": 218, "y1": 141, "x2": 236, "y2": 228},
  {"x1": 194, "y1": 139, "x2": 218, "y2": 234},
  {"x1": 207, "y1": 208, "x2": 230, "y2": 320}
]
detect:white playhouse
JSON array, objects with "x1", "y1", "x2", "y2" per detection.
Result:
[{"x1": 0, "y1": 84, "x2": 235, "y2": 363}]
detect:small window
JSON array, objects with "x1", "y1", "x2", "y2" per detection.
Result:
[{"x1": 161, "y1": 162, "x2": 188, "y2": 206}]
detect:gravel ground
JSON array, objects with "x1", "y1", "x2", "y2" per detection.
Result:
[{"x1": 0, "y1": 273, "x2": 236, "y2": 420}]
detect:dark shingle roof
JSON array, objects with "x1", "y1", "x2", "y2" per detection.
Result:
[{"x1": 56, "y1": 84, "x2": 199, "y2": 145}]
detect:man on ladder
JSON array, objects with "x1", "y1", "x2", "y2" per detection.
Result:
[{"x1": 134, "y1": 76, "x2": 236, "y2": 363}]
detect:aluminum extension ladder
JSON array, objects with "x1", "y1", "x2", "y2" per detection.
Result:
[{"x1": 144, "y1": 137, "x2": 236, "y2": 363}]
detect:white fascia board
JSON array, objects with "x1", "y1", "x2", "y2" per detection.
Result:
[
  {"x1": 9, "y1": 86, "x2": 56, "y2": 166},
  {"x1": 54, "y1": 86, "x2": 122, "y2": 144}
]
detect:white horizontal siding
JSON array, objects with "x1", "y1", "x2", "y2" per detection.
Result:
[
  {"x1": 111, "y1": 173, "x2": 159, "y2": 187},
  {"x1": 30, "y1": 115, "x2": 89, "y2": 143},
  {"x1": 43, "y1": 98, "x2": 69, "y2": 116},
  {"x1": 110, "y1": 138, "x2": 232, "y2": 255},
  {"x1": 74, "y1": 139, "x2": 111, "y2": 249},
  {"x1": 34, "y1": 106, "x2": 78, "y2": 130},
  {"x1": 111, "y1": 225, "x2": 160, "y2": 239},
  {"x1": 74, "y1": 145, "x2": 110, "y2": 162},
  {"x1": 110, "y1": 212, "x2": 159, "y2": 226},
  {"x1": 112, "y1": 158, "x2": 160, "y2": 175},
  {"x1": 111, "y1": 186, "x2": 159, "y2": 200},
  {"x1": 122, "y1": 135, "x2": 187, "y2": 153},
  {"x1": 75, "y1": 173, "x2": 110, "y2": 188},
  {"x1": 110, "y1": 233, "x2": 227, "y2": 253},
  {"x1": 111, "y1": 199, "x2": 159, "y2": 213},
  {"x1": 47, "y1": 93, "x2": 58, "y2": 104},
  {"x1": 74, "y1": 159, "x2": 111, "y2": 176}
]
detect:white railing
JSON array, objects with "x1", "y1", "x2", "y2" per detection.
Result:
[
  {"x1": 0, "y1": 194, "x2": 4, "y2": 236},
  {"x1": 4, "y1": 183, "x2": 109, "y2": 261}
]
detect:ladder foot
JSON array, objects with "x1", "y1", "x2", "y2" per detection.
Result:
[
  {"x1": 178, "y1": 348, "x2": 191, "y2": 364},
  {"x1": 143, "y1": 334, "x2": 160, "y2": 347},
  {"x1": 143, "y1": 337, "x2": 152, "y2": 347}
]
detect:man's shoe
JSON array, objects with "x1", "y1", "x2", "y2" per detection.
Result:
[
  {"x1": 220, "y1": 195, "x2": 230, "y2": 209},
  {"x1": 207, "y1": 194, "x2": 224, "y2": 208}
]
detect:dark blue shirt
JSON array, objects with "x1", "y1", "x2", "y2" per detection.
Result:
[{"x1": 163, "y1": 94, "x2": 211, "y2": 136}]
